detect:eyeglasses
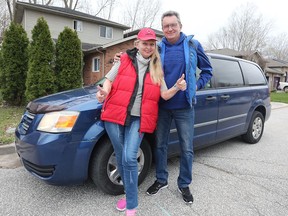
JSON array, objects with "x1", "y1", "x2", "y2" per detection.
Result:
[{"x1": 162, "y1": 23, "x2": 178, "y2": 30}]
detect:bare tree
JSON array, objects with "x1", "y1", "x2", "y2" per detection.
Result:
[
  {"x1": 27, "y1": 0, "x2": 53, "y2": 5},
  {"x1": 5, "y1": 0, "x2": 14, "y2": 21},
  {"x1": 207, "y1": 3, "x2": 273, "y2": 52},
  {"x1": 90, "y1": 0, "x2": 116, "y2": 20},
  {"x1": 17, "y1": 0, "x2": 91, "y2": 10},
  {"x1": 265, "y1": 33, "x2": 288, "y2": 61},
  {"x1": 122, "y1": 0, "x2": 161, "y2": 30},
  {"x1": 0, "y1": 0, "x2": 14, "y2": 37},
  {"x1": 62, "y1": 0, "x2": 79, "y2": 9}
]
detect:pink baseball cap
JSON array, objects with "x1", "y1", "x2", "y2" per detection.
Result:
[{"x1": 137, "y1": 28, "x2": 157, "y2": 41}]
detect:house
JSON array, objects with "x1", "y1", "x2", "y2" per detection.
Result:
[
  {"x1": 13, "y1": 1, "x2": 164, "y2": 85},
  {"x1": 13, "y1": 1, "x2": 130, "y2": 85},
  {"x1": 207, "y1": 48, "x2": 288, "y2": 90},
  {"x1": 14, "y1": 1, "x2": 130, "y2": 50},
  {"x1": 265, "y1": 59, "x2": 288, "y2": 90}
]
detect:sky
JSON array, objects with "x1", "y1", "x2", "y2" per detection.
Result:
[
  {"x1": 90, "y1": 0, "x2": 287, "y2": 43},
  {"x1": 159, "y1": 0, "x2": 287, "y2": 42}
]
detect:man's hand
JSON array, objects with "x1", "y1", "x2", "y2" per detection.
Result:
[
  {"x1": 96, "y1": 85, "x2": 108, "y2": 103},
  {"x1": 175, "y1": 74, "x2": 186, "y2": 91}
]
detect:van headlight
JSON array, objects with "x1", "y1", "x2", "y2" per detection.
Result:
[{"x1": 37, "y1": 111, "x2": 79, "y2": 133}]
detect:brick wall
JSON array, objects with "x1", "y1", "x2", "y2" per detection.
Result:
[{"x1": 82, "y1": 40, "x2": 135, "y2": 86}]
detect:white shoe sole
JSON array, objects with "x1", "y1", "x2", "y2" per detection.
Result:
[{"x1": 178, "y1": 188, "x2": 193, "y2": 204}]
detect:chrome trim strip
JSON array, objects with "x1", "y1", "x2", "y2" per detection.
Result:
[
  {"x1": 218, "y1": 113, "x2": 247, "y2": 122},
  {"x1": 169, "y1": 113, "x2": 247, "y2": 133},
  {"x1": 194, "y1": 120, "x2": 218, "y2": 128}
]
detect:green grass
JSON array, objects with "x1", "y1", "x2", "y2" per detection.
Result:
[
  {"x1": 0, "y1": 105, "x2": 25, "y2": 145},
  {"x1": 270, "y1": 91, "x2": 288, "y2": 103},
  {"x1": 0, "y1": 92, "x2": 287, "y2": 145}
]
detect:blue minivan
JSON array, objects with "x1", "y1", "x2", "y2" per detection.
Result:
[{"x1": 15, "y1": 53, "x2": 271, "y2": 195}]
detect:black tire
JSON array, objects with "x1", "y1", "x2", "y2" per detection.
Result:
[
  {"x1": 89, "y1": 136, "x2": 152, "y2": 195},
  {"x1": 284, "y1": 86, "x2": 288, "y2": 93},
  {"x1": 242, "y1": 111, "x2": 264, "y2": 144}
]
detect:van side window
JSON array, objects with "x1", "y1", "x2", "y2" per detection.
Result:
[
  {"x1": 240, "y1": 61, "x2": 267, "y2": 85},
  {"x1": 211, "y1": 58, "x2": 244, "y2": 88}
]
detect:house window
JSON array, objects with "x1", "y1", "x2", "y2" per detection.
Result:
[
  {"x1": 93, "y1": 58, "x2": 100, "y2": 72},
  {"x1": 100, "y1": 26, "x2": 112, "y2": 39},
  {"x1": 74, "y1": 20, "x2": 83, "y2": 32}
]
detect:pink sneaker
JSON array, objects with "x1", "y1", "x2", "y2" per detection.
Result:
[
  {"x1": 126, "y1": 209, "x2": 137, "y2": 216},
  {"x1": 116, "y1": 198, "x2": 126, "y2": 211}
]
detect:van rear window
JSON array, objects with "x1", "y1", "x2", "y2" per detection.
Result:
[{"x1": 240, "y1": 61, "x2": 267, "y2": 85}]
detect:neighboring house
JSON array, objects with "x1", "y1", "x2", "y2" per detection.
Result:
[
  {"x1": 207, "y1": 48, "x2": 288, "y2": 90},
  {"x1": 14, "y1": 1, "x2": 130, "y2": 50},
  {"x1": 265, "y1": 59, "x2": 288, "y2": 90},
  {"x1": 13, "y1": 1, "x2": 165, "y2": 85}
]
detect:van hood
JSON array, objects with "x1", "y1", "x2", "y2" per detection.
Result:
[{"x1": 26, "y1": 86, "x2": 98, "y2": 114}]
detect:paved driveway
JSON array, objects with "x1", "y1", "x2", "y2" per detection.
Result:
[{"x1": 0, "y1": 102, "x2": 288, "y2": 216}]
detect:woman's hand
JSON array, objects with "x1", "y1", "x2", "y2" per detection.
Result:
[
  {"x1": 96, "y1": 86, "x2": 108, "y2": 103},
  {"x1": 113, "y1": 52, "x2": 123, "y2": 63}
]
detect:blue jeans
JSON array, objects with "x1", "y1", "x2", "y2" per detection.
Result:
[
  {"x1": 155, "y1": 107, "x2": 194, "y2": 188},
  {"x1": 104, "y1": 117, "x2": 144, "y2": 210}
]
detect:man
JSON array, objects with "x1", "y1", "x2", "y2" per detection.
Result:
[{"x1": 146, "y1": 11, "x2": 213, "y2": 204}]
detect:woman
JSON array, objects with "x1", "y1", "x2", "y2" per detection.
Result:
[{"x1": 96, "y1": 27, "x2": 186, "y2": 216}]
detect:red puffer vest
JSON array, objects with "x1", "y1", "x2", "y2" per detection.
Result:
[{"x1": 101, "y1": 51, "x2": 161, "y2": 133}]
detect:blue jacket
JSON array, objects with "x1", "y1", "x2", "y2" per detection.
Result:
[{"x1": 158, "y1": 33, "x2": 213, "y2": 107}]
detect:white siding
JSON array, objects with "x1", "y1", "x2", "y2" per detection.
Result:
[{"x1": 23, "y1": 9, "x2": 124, "y2": 45}]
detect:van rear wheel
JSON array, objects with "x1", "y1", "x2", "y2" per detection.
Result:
[{"x1": 242, "y1": 111, "x2": 264, "y2": 144}]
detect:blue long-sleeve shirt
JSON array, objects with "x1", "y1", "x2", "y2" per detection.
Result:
[{"x1": 159, "y1": 33, "x2": 213, "y2": 109}]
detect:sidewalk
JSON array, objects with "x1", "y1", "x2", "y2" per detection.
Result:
[
  {"x1": 1, "y1": 102, "x2": 287, "y2": 169},
  {"x1": 270, "y1": 101, "x2": 288, "y2": 109},
  {"x1": 0, "y1": 143, "x2": 21, "y2": 169}
]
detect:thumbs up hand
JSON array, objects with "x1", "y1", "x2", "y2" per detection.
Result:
[
  {"x1": 175, "y1": 74, "x2": 187, "y2": 91},
  {"x1": 96, "y1": 85, "x2": 108, "y2": 103}
]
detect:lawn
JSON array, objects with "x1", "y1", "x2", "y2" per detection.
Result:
[
  {"x1": 0, "y1": 92, "x2": 287, "y2": 145},
  {"x1": 0, "y1": 105, "x2": 25, "y2": 145},
  {"x1": 270, "y1": 91, "x2": 288, "y2": 103}
]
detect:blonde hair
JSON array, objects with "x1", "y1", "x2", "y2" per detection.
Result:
[{"x1": 149, "y1": 48, "x2": 164, "y2": 85}]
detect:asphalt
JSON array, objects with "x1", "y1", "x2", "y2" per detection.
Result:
[{"x1": 1, "y1": 102, "x2": 288, "y2": 169}]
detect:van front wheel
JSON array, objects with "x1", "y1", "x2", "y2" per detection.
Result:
[{"x1": 89, "y1": 136, "x2": 152, "y2": 195}]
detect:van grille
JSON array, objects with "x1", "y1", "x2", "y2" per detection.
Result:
[
  {"x1": 19, "y1": 111, "x2": 36, "y2": 134},
  {"x1": 22, "y1": 158, "x2": 55, "y2": 178}
]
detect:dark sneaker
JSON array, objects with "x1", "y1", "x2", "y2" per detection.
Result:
[
  {"x1": 178, "y1": 187, "x2": 194, "y2": 204},
  {"x1": 146, "y1": 180, "x2": 168, "y2": 195}
]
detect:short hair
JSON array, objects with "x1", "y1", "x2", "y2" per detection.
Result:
[{"x1": 161, "y1": 11, "x2": 182, "y2": 26}]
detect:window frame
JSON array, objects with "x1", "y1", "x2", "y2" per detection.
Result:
[
  {"x1": 73, "y1": 20, "x2": 83, "y2": 32},
  {"x1": 99, "y1": 25, "x2": 113, "y2": 39},
  {"x1": 92, "y1": 57, "x2": 100, "y2": 72}
]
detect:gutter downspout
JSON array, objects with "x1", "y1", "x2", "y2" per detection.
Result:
[{"x1": 95, "y1": 48, "x2": 105, "y2": 78}]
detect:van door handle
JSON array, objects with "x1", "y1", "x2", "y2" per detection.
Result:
[
  {"x1": 220, "y1": 95, "x2": 230, "y2": 100},
  {"x1": 205, "y1": 96, "x2": 217, "y2": 101}
]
